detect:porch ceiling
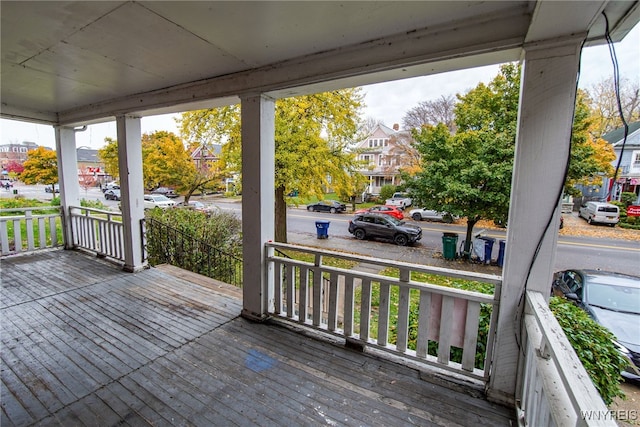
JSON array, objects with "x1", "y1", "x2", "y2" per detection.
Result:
[{"x1": 1, "y1": 1, "x2": 638, "y2": 126}]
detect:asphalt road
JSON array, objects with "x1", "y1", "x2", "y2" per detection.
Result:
[
  {"x1": 208, "y1": 199, "x2": 640, "y2": 277},
  {"x1": 3, "y1": 186, "x2": 638, "y2": 276}
]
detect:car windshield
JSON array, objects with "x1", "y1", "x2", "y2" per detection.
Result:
[
  {"x1": 586, "y1": 282, "x2": 640, "y2": 314},
  {"x1": 385, "y1": 216, "x2": 403, "y2": 226},
  {"x1": 152, "y1": 195, "x2": 171, "y2": 202}
]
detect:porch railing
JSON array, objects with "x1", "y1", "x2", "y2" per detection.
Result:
[
  {"x1": 266, "y1": 242, "x2": 501, "y2": 382},
  {"x1": 69, "y1": 206, "x2": 125, "y2": 262},
  {"x1": 517, "y1": 291, "x2": 615, "y2": 426},
  {"x1": 0, "y1": 206, "x2": 63, "y2": 256},
  {"x1": 145, "y1": 217, "x2": 243, "y2": 287}
]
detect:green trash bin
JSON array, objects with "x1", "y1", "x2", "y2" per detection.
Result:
[{"x1": 442, "y1": 232, "x2": 458, "y2": 260}]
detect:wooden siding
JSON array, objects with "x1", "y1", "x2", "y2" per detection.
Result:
[{"x1": 1, "y1": 250, "x2": 515, "y2": 426}]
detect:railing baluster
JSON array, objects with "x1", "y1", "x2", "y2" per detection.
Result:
[
  {"x1": 461, "y1": 301, "x2": 481, "y2": 371},
  {"x1": 377, "y1": 282, "x2": 390, "y2": 346},
  {"x1": 416, "y1": 290, "x2": 432, "y2": 358},
  {"x1": 299, "y1": 266, "x2": 310, "y2": 324},
  {"x1": 327, "y1": 272, "x2": 339, "y2": 332},
  {"x1": 344, "y1": 276, "x2": 355, "y2": 337},
  {"x1": 264, "y1": 241, "x2": 500, "y2": 383},
  {"x1": 360, "y1": 279, "x2": 372, "y2": 342},
  {"x1": 437, "y1": 295, "x2": 455, "y2": 364},
  {"x1": 396, "y1": 286, "x2": 410, "y2": 353}
]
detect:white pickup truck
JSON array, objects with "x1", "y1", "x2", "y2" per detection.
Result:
[{"x1": 385, "y1": 192, "x2": 412, "y2": 209}]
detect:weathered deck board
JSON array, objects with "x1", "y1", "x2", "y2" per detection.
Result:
[{"x1": 0, "y1": 249, "x2": 515, "y2": 426}]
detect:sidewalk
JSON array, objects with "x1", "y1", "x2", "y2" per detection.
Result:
[{"x1": 287, "y1": 230, "x2": 503, "y2": 276}]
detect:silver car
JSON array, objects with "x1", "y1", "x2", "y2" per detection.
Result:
[{"x1": 409, "y1": 208, "x2": 456, "y2": 223}]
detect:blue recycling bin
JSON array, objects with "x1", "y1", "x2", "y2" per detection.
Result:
[
  {"x1": 497, "y1": 239, "x2": 506, "y2": 267},
  {"x1": 479, "y1": 237, "x2": 495, "y2": 264},
  {"x1": 315, "y1": 220, "x2": 330, "y2": 239}
]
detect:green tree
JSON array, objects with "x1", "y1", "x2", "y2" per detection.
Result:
[
  {"x1": 408, "y1": 64, "x2": 519, "y2": 256},
  {"x1": 408, "y1": 64, "x2": 617, "y2": 257},
  {"x1": 179, "y1": 89, "x2": 365, "y2": 242},
  {"x1": 20, "y1": 147, "x2": 59, "y2": 194},
  {"x1": 565, "y1": 90, "x2": 616, "y2": 196}
]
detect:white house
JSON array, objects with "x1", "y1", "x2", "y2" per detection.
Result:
[{"x1": 354, "y1": 123, "x2": 418, "y2": 195}]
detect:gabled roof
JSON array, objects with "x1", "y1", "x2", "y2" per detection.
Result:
[
  {"x1": 602, "y1": 122, "x2": 640, "y2": 146},
  {"x1": 76, "y1": 147, "x2": 100, "y2": 163}
]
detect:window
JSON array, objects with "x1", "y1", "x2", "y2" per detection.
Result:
[{"x1": 633, "y1": 151, "x2": 640, "y2": 168}]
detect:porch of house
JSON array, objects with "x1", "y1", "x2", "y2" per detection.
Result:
[{"x1": 1, "y1": 249, "x2": 515, "y2": 426}]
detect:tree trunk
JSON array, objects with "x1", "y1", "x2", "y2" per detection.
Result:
[
  {"x1": 463, "y1": 216, "x2": 479, "y2": 259},
  {"x1": 275, "y1": 186, "x2": 287, "y2": 243}
]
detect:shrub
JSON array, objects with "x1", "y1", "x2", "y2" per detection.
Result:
[
  {"x1": 549, "y1": 296, "x2": 627, "y2": 405},
  {"x1": 620, "y1": 192, "x2": 637, "y2": 207},
  {"x1": 379, "y1": 185, "x2": 396, "y2": 201},
  {"x1": 146, "y1": 207, "x2": 242, "y2": 254},
  {"x1": 80, "y1": 198, "x2": 107, "y2": 209}
]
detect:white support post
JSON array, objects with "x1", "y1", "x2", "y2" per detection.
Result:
[
  {"x1": 55, "y1": 126, "x2": 81, "y2": 249},
  {"x1": 240, "y1": 94, "x2": 275, "y2": 320},
  {"x1": 116, "y1": 115, "x2": 146, "y2": 272},
  {"x1": 487, "y1": 37, "x2": 583, "y2": 405}
]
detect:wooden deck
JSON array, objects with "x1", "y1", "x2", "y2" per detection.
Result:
[{"x1": 1, "y1": 249, "x2": 515, "y2": 426}]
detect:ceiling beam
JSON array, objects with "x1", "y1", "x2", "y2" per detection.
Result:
[{"x1": 58, "y1": 6, "x2": 532, "y2": 126}]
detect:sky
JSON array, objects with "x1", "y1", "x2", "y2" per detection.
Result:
[{"x1": 1, "y1": 24, "x2": 638, "y2": 150}]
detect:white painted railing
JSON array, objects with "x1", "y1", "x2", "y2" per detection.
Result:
[
  {"x1": 517, "y1": 291, "x2": 615, "y2": 427},
  {"x1": 266, "y1": 242, "x2": 501, "y2": 381},
  {"x1": 69, "y1": 206, "x2": 124, "y2": 262},
  {"x1": 0, "y1": 207, "x2": 64, "y2": 256}
]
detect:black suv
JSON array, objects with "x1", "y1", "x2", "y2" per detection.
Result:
[{"x1": 348, "y1": 213, "x2": 422, "y2": 246}]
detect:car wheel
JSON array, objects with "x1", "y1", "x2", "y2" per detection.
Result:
[
  {"x1": 412, "y1": 213, "x2": 422, "y2": 221},
  {"x1": 307, "y1": 206, "x2": 313, "y2": 212},
  {"x1": 330, "y1": 207, "x2": 336, "y2": 214},
  {"x1": 443, "y1": 214, "x2": 453, "y2": 224},
  {"x1": 354, "y1": 229, "x2": 366, "y2": 240},
  {"x1": 394, "y1": 234, "x2": 409, "y2": 246}
]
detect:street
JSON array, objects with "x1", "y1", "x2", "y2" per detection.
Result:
[
  {"x1": 201, "y1": 197, "x2": 639, "y2": 277},
  {"x1": 3, "y1": 185, "x2": 638, "y2": 276}
]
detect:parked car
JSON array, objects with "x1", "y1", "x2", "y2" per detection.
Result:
[
  {"x1": 143, "y1": 194, "x2": 176, "y2": 209},
  {"x1": 103, "y1": 181, "x2": 119, "y2": 192},
  {"x1": 385, "y1": 192, "x2": 412, "y2": 209},
  {"x1": 45, "y1": 184, "x2": 60, "y2": 193},
  {"x1": 354, "y1": 205, "x2": 404, "y2": 220},
  {"x1": 348, "y1": 212, "x2": 422, "y2": 246},
  {"x1": 104, "y1": 189, "x2": 121, "y2": 201},
  {"x1": 578, "y1": 201, "x2": 619, "y2": 226},
  {"x1": 409, "y1": 207, "x2": 456, "y2": 223},
  {"x1": 151, "y1": 187, "x2": 179, "y2": 198},
  {"x1": 552, "y1": 269, "x2": 640, "y2": 380},
  {"x1": 306, "y1": 200, "x2": 346, "y2": 213},
  {"x1": 176, "y1": 200, "x2": 214, "y2": 215}
]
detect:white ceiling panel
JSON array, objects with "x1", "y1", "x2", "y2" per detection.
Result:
[{"x1": 1, "y1": 1, "x2": 637, "y2": 126}]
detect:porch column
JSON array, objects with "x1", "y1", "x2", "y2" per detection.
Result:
[
  {"x1": 487, "y1": 37, "x2": 583, "y2": 405},
  {"x1": 116, "y1": 115, "x2": 146, "y2": 272},
  {"x1": 55, "y1": 126, "x2": 81, "y2": 249},
  {"x1": 240, "y1": 94, "x2": 275, "y2": 320}
]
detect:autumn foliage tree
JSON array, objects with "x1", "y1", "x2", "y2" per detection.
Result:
[
  {"x1": 180, "y1": 89, "x2": 365, "y2": 242},
  {"x1": 98, "y1": 132, "x2": 222, "y2": 201},
  {"x1": 143, "y1": 131, "x2": 222, "y2": 201},
  {"x1": 98, "y1": 137, "x2": 119, "y2": 180},
  {"x1": 565, "y1": 90, "x2": 616, "y2": 196},
  {"x1": 20, "y1": 147, "x2": 59, "y2": 194}
]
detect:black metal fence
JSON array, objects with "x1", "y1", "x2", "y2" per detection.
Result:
[{"x1": 145, "y1": 217, "x2": 243, "y2": 287}]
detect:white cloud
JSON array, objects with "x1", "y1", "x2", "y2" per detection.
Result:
[{"x1": 1, "y1": 24, "x2": 637, "y2": 149}]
